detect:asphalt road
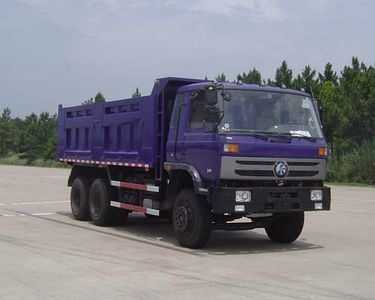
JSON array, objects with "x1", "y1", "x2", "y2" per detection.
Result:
[{"x1": 0, "y1": 165, "x2": 374, "y2": 300}]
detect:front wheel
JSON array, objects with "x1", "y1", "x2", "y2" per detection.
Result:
[
  {"x1": 172, "y1": 189, "x2": 211, "y2": 249},
  {"x1": 265, "y1": 212, "x2": 305, "y2": 243}
]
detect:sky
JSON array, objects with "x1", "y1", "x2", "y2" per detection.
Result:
[{"x1": 1, "y1": 0, "x2": 374, "y2": 116}]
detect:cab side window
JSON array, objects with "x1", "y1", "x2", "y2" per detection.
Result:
[
  {"x1": 190, "y1": 92, "x2": 205, "y2": 129},
  {"x1": 170, "y1": 95, "x2": 185, "y2": 128}
]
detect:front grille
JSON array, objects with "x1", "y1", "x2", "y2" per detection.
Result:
[
  {"x1": 221, "y1": 156, "x2": 326, "y2": 181},
  {"x1": 234, "y1": 170, "x2": 319, "y2": 177},
  {"x1": 269, "y1": 192, "x2": 298, "y2": 199},
  {"x1": 220, "y1": 179, "x2": 323, "y2": 188},
  {"x1": 288, "y1": 170, "x2": 319, "y2": 176},
  {"x1": 287, "y1": 162, "x2": 319, "y2": 166},
  {"x1": 235, "y1": 170, "x2": 274, "y2": 176},
  {"x1": 236, "y1": 160, "x2": 274, "y2": 166},
  {"x1": 235, "y1": 161, "x2": 319, "y2": 167}
]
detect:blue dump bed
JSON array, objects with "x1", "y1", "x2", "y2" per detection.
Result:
[{"x1": 57, "y1": 77, "x2": 206, "y2": 179}]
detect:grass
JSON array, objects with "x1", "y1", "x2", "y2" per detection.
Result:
[
  {"x1": 327, "y1": 139, "x2": 375, "y2": 185},
  {"x1": 326, "y1": 181, "x2": 375, "y2": 188},
  {"x1": 0, "y1": 154, "x2": 69, "y2": 168}
]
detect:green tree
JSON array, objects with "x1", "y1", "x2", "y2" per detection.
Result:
[
  {"x1": 0, "y1": 108, "x2": 15, "y2": 156},
  {"x1": 215, "y1": 73, "x2": 227, "y2": 82},
  {"x1": 38, "y1": 112, "x2": 57, "y2": 160},
  {"x1": 292, "y1": 74, "x2": 304, "y2": 91},
  {"x1": 293, "y1": 65, "x2": 319, "y2": 95},
  {"x1": 275, "y1": 60, "x2": 293, "y2": 88},
  {"x1": 266, "y1": 78, "x2": 275, "y2": 86},
  {"x1": 82, "y1": 92, "x2": 105, "y2": 105},
  {"x1": 237, "y1": 68, "x2": 262, "y2": 84},
  {"x1": 18, "y1": 113, "x2": 41, "y2": 164},
  {"x1": 132, "y1": 87, "x2": 141, "y2": 98},
  {"x1": 94, "y1": 92, "x2": 105, "y2": 102},
  {"x1": 339, "y1": 57, "x2": 374, "y2": 142},
  {"x1": 16, "y1": 112, "x2": 57, "y2": 164},
  {"x1": 319, "y1": 62, "x2": 338, "y2": 85},
  {"x1": 43, "y1": 130, "x2": 57, "y2": 161},
  {"x1": 10, "y1": 117, "x2": 22, "y2": 154},
  {"x1": 319, "y1": 81, "x2": 345, "y2": 145}
]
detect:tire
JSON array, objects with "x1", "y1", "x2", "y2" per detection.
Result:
[
  {"x1": 172, "y1": 189, "x2": 211, "y2": 249},
  {"x1": 265, "y1": 212, "x2": 305, "y2": 243},
  {"x1": 88, "y1": 178, "x2": 115, "y2": 226},
  {"x1": 70, "y1": 177, "x2": 90, "y2": 221}
]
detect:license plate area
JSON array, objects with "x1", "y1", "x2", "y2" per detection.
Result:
[{"x1": 268, "y1": 192, "x2": 298, "y2": 199}]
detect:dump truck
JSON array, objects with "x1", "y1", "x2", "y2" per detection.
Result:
[{"x1": 57, "y1": 77, "x2": 331, "y2": 248}]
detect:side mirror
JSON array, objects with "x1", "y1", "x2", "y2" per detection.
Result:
[
  {"x1": 319, "y1": 105, "x2": 324, "y2": 125},
  {"x1": 203, "y1": 106, "x2": 220, "y2": 132},
  {"x1": 205, "y1": 89, "x2": 218, "y2": 105},
  {"x1": 314, "y1": 99, "x2": 324, "y2": 125}
]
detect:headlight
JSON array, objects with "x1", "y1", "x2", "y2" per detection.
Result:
[
  {"x1": 311, "y1": 190, "x2": 323, "y2": 201},
  {"x1": 236, "y1": 190, "x2": 251, "y2": 202}
]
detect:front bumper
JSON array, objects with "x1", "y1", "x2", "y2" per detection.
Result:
[{"x1": 210, "y1": 186, "x2": 331, "y2": 214}]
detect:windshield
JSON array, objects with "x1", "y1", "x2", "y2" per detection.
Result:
[{"x1": 217, "y1": 90, "x2": 324, "y2": 139}]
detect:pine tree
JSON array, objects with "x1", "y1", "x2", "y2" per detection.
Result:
[
  {"x1": 319, "y1": 62, "x2": 338, "y2": 85},
  {"x1": 275, "y1": 60, "x2": 293, "y2": 88},
  {"x1": 237, "y1": 68, "x2": 262, "y2": 84},
  {"x1": 82, "y1": 92, "x2": 105, "y2": 104},
  {"x1": 94, "y1": 92, "x2": 105, "y2": 102},
  {"x1": 215, "y1": 73, "x2": 227, "y2": 82},
  {"x1": 132, "y1": 87, "x2": 141, "y2": 98},
  {"x1": 0, "y1": 108, "x2": 15, "y2": 157}
]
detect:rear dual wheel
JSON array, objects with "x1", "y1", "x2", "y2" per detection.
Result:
[
  {"x1": 89, "y1": 178, "x2": 129, "y2": 226},
  {"x1": 70, "y1": 177, "x2": 90, "y2": 220},
  {"x1": 71, "y1": 177, "x2": 127, "y2": 225}
]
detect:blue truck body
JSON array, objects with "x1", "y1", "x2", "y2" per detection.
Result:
[{"x1": 58, "y1": 77, "x2": 331, "y2": 248}]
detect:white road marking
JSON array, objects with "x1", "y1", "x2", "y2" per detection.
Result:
[
  {"x1": 31, "y1": 212, "x2": 57, "y2": 216},
  {"x1": 0, "y1": 200, "x2": 68, "y2": 206},
  {"x1": 0, "y1": 212, "x2": 57, "y2": 217}
]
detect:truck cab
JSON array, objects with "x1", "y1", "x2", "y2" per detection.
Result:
[{"x1": 164, "y1": 82, "x2": 330, "y2": 247}]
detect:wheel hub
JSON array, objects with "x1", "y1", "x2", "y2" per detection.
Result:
[
  {"x1": 175, "y1": 206, "x2": 190, "y2": 232},
  {"x1": 72, "y1": 189, "x2": 80, "y2": 212},
  {"x1": 91, "y1": 193, "x2": 101, "y2": 217}
]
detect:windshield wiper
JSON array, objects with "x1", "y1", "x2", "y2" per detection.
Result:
[
  {"x1": 251, "y1": 131, "x2": 292, "y2": 141},
  {"x1": 224, "y1": 129, "x2": 269, "y2": 141},
  {"x1": 284, "y1": 132, "x2": 317, "y2": 142},
  {"x1": 221, "y1": 129, "x2": 317, "y2": 142}
]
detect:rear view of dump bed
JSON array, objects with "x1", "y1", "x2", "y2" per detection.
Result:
[{"x1": 57, "y1": 77, "x2": 205, "y2": 181}]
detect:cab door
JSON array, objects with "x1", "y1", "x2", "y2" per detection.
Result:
[
  {"x1": 180, "y1": 91, "x2": 217, "y2": 180},
  {"x1": 167, "y1": 94, "x2": 188, "y2": 162}
]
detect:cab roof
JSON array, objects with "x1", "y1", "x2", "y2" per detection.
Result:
[{"x1": 177, "y1": 81, "x2": 310, "y2": 97}]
